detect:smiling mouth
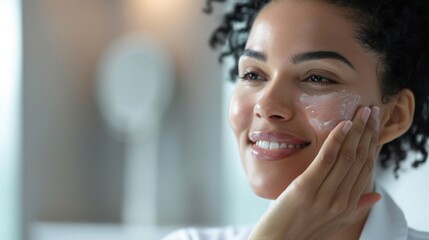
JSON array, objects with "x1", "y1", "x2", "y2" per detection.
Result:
[
  {"x1": 248, "y1": 131, "x2": 311, "y2": 161},
  {"x1": 255, "y1": 140, "x2": 310, "y2": 150},
  {"x1": 249, "y1": 140, "x2": 311, "y2": 161}
]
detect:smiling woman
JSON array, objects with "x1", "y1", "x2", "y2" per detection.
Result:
[
  {"x1": 163, "y1": 0, "x2": 429, "y2": 239},
  {"x1": 229, "y1": 0, "x2": 384, "y2": 203}
]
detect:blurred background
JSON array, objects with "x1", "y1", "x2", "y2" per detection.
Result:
[{"x1": 0, "y1": 0, "x2": 428, "y2": 239}]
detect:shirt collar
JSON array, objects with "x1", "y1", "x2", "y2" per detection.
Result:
[{"x1": 360, "y1": 182, "x2": 408, "y2": 240}]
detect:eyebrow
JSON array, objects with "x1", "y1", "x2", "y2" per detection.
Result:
[
  {"x1": 292, "y1": 51, "x2": 355, "y2": 69},
  {"x1": 241, "y1": 49, "x2": 355, "y2": 70},
  {"x1": 241, "y1": 49, "x2": 267, "y2": 62}
]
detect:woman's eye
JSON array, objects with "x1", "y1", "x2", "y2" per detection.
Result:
[
  {"x1": 306, "y1": 74, "x2": 336, "y2": 86},
  {"x1": 239, "y1": 71, "x2": 265, "y2": 81}
]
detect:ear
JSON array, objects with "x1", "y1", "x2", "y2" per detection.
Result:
[{"x1": 379, "y1": 89, "x2": 415, "y2": 145}]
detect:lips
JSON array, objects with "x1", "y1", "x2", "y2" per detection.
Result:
[{"x1": 249, "y1": 131, "x2": 310, "y2": 161}]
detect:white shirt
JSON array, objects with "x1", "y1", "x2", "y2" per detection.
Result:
[{"x1": 163, "y1": 184, "x2": 429, "y2": 240}]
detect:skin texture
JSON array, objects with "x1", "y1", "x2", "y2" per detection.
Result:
[
  {"x1": 229, "y1": 0, "x2": 415, "y2": 239},
  {"x1": 299, "y1": 90, "x2": 362, "y2": 132}
]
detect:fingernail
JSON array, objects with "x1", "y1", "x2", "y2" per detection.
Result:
[
  {"x1": 371, "y1": 106, "x2": 380, "y2": 121},
  {"x1": 343, "y1": 121, "x2": 353, "y2": 134},
  {"x1": 361, "y1": 107, "x2": 371, "y2": 123}
]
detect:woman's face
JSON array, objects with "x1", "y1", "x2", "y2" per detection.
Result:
[{"x1": 229, "y1": 0, "x2": 384, "y2": 199}]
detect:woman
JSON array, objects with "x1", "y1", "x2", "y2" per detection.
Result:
[{"x1": 164, "y1": 0, "x2": 429, "y2": 239}]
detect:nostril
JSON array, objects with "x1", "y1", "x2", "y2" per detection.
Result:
[
  {"x1": 269, "y1": 115, "x2": 285, "y2": 120},
  {"x1": 254, "y1": 110, "x2": 292, "y2": 121}
]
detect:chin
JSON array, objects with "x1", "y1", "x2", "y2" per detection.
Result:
[
  {"x1": 249, "y1": 175, "x2": 295, "y2": 200},
  {"x1": 252, "y1": 187, "x2": 281, "y2": 200}
]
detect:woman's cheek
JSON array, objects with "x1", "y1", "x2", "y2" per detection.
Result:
[
  {"x1": 229, "y1": 89, "x2": 254, "y2": 135},
  {"x1": 299, "y1": 90, "x2": 362, "y2": 133}
]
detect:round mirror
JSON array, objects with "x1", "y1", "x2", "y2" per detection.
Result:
[{"x1": 97, "y1": 34, "x2": 175, "y2": 140}]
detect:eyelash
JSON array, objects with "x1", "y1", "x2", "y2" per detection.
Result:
[
  {"x1": 238, "y1": 71, "x2": 266, "y2": 82},
  {"x1": 239, "y1": 71, "x2": 337, "y2": 87},
  {"x1": 306, "y1": 74, "x2": 337, "y2": 86}
]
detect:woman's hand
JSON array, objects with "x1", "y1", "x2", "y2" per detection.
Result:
[{"x1": 249, "y1": 106, "x2": 381, "y2": 240}]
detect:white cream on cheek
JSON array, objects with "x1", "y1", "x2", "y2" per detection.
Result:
[{"x1": 299, "y1": 90, "x2": 362, "y2": 132}]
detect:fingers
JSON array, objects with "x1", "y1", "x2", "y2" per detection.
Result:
[
  {"x1": 305, "y1": 107, "x2": 380, "y2": 239},
  {"x1": 299, "y1": 104, "x2": 380, "y2": 213},
  {"x1": 340, "y1": 106, "x2": 380, "y2": 210},
  {"x1": 316, "y1": 105, "x2": 379, "y2": 222},
  {"x1": 316, "y1": 106, "x2": 372, "y2": 197},
  {"x1": 300, "y1": 120, "x2": 353, "y2": 193}
]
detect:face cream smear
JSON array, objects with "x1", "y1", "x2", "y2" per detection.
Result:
[{"x1": 299, "y1": 90, "x2": 362, "y2": 132}]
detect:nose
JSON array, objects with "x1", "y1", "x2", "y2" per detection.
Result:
[{"x1": 254, "y1": 83, "x2": 294, "y2": 122}]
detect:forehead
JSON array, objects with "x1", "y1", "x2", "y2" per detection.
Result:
[{"x1": 246, "y1": 0, "x2": 363, "y2": 61}]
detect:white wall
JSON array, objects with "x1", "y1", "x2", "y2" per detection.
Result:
[{"x1": 0, "y1": 0, "x2": 22, "y2": 239}]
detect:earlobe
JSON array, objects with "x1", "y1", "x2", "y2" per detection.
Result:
[{"x1": 378, "y1": 89, "x2": 415, "y2": 145}]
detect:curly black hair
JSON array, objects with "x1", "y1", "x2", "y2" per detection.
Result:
[{"x1": 204, "y1": 0, "x2": 429, "y2": 177}]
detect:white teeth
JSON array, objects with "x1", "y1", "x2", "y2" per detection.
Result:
[
  {"x1": 270, "y1": 142, "x2": 279, "y2": 149},
  {"x1": 255, "y1": 141, "x2": 307, "y2": 150}
]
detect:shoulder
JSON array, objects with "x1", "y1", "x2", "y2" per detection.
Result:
[
  {"x1": 408, "y1": 228, "x2": 429, "y2": 240},
  {"x1": 162, "y1": 226, "x2": 253, "y2": 240}
]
